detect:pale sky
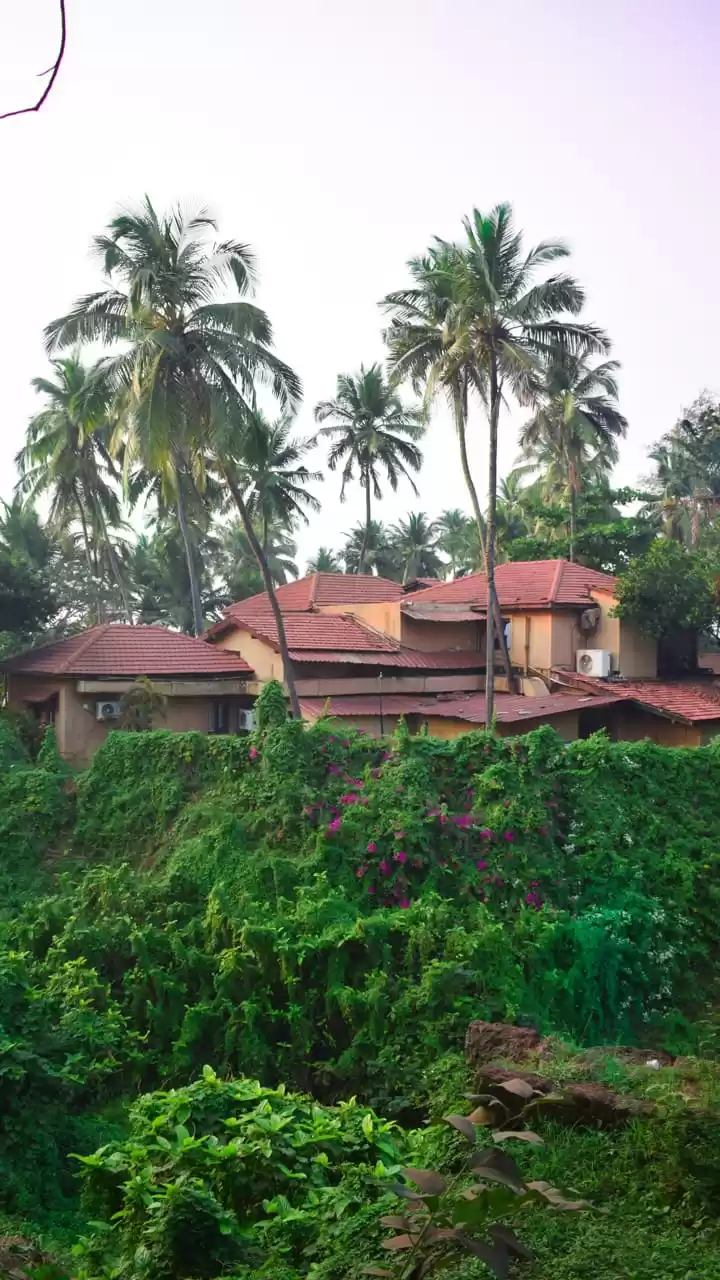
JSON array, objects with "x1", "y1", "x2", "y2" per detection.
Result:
[{"x1": 1, "y1": 0, "x2": 718, "y2": 568}]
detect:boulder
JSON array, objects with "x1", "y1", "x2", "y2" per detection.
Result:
[{"x1": 465, "y1": 1021, "x2": 543, "y2": 1070}]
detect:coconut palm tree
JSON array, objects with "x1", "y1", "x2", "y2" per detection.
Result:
[
  {"x1": 385, "y1": 204, "x2": 609, "y2": 720},
  {"x1": 314, "y1": 364, "x2": 424, "y2": 573},
  {"x1": 15, "y1": 357, "x2": 131, "y2": 621},
  {"x1": 216, "y1": 516, "x2": 299, "y2": 603},
  {"x1": 389, "y1": 512, "x2": 442, "y2": 584},
  {"x1": 643, "y1": 397, "x2": 720, "y2": 545},
  {"x1": 240, "y1": 411, "x2": 322, "y2": 551},
  {"x1": 306, "y1": 547, "x2": 343, "y2": 573},
  {"x1": 342, "y1": 520, "x2": 400, "y2": 579},
  {"x1": 44, "y1": 198, "x2": 301, "y2": 650},
  {"x1": 436, "y1": 509, "x2": 471, "y2": 579},
  {"x1": 519, "y1": 352, "x2": 627, "y2": 560}
]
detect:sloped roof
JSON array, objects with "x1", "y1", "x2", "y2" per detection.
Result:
[
  {"x1": 290, "y1": 648, "x2": 485, "y2": 668},
  {"x1": 224, "y1": 572, "x2": 404, "y2": 617},
  {"x1": 420, "y1": 690, "x2": 622, "y2": 725},
  {"x1": 298, "y1": 690, "x2": 621, "y2": 724},
  {"x1": 224, "y1": 610, "x2": 398, "y2": 653},
  {"x1": 402, "y1": 560, "x2": 617, "y2": 611},
  {"x1": 558, "y1": 672, "x2": 720, "y2": 723},
  {"x1": 6, "y1": 625, "x2": 254, "y2": 677}
]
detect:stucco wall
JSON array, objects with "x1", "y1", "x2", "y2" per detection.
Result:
[
  {"x1": 214, "y1": 629, "x2": 284, "y2": 681},
  {"x1": 508, "y1": 613, "x2": 554, "y2": 672},
  {"x1": 399, "y1": 614, "x2": 483, "y2": 652},
  {"x1": 424, "y1": 709, "x2": 579, "y2": 741},
  {"x1": 587, "y1": 589, "x2": 657, "y2": 679},
  {"x1": 320, "y1": 600, "x2": 404, "y2": 641}
]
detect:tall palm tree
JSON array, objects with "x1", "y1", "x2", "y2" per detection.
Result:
[
  {"x1": 436, "y1": 508, "x2": 471, "y2": 579},
  {"x1": 389, "y1": 512, "x2": 442, "y2": 584},
  {"x1": 240, "y1": 411, "x2": 322, "y2": 551},
  {"x1": 216, "y1": 516, "x2": 299, "y2": 603},
  {"x1": 44, "y1": 198, "x2": 300, "y2": 634},
  {"x1": 385, "y1": 204, "x2": 608, "y2": 720},
  {"x1": 342, "y1": 520, "x2": 400, "y2": 579},
  {"x1": 0, "y1": 497, "x2": 53, "y2": 571},
  {"x1": 15, "y1": 357, "x2": 131, "y2": 621},
  {"x1": 306, "y1": 547, "x2": 343, "y2": 573},
  {"x1": 643, "y1": 397, "x2": 720, "y2": 545},
  {"x1": 314, "y1": 363, "x2": 424, "y2": 573},
  {"x1": 519, "y1": 352, "x2": 627, "y2": 560}
]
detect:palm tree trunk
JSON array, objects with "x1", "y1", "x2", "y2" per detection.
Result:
[
  {"x1": 175, "y1": 481, "x2": 204, "y2": 636},
  {"x1": 485, "y1": 358, "x2": 501, "y2": 728},
  {"x1": 453, "y1": 383, "x2": 513, "y2": 692},
  {"x1": 359, "y1": 478, "x2": 372, "y2": 574},
  {"x1": 222, "y1": 464, "x2": 302, "y2": 720},
  {"x1": 90, "y1": 497, "x2": 133, "y2": 624},
  {"x1": 568, "y1": 469, "x2": 578, "y2": 563},
  {"x1": 76, "y1": 495, "x2": 102, "y2": 625}
]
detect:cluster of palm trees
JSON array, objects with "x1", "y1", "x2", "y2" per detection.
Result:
[{"x1": 11, "y1": 193, "x2": 714, "y2": 720}]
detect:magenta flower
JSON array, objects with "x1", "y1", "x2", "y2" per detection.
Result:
[
  {"x1": 356, "y1": 865, "x2": 368, "y2": 878},
  {"x1": 327, "y1": 818, "x2": 341, "y2": 833},
  {"x1": 379, "y1": 859, "x2": 391, "y2": 876},
  {"x1": 476, "y1": 859, "x2": 488, "y2": 871},
  {"x1": 395, "y1": 830, "x2": 405, "y2": 840},
  {"x1": 249, "y1": 745, "x2": 259, "y2": 761},
  {"x1": 367, "y1": 884, "x2": 376, "y2": 895},
  {"x1": 394, "y1": 850, "x2": 408, "y2": 863},
  {"x1": 399, "y1": 898, "x2": 410, "y2": 909},
  {"x1": 479, "y1": 828, "x2": 492, "y2": 840},
  {"x1": 367, "y1": 841, "x2": 377, "y2": 854},
  {"x1": 339, "y1": 793, "x2": 360, "y2": 805},
  {"x1": 504, "y1": 831, "x2": 515, "y2": 842}
]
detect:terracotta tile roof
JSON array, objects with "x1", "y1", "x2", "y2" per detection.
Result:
[
  {"x1": 556, "y1": 671, "x2": 720, "y2": 723},
  {"x1": 419, "y1": 690, "x2": 622, "y2": 725},
  {"x1": 290, "y1": 648, "x2": 485, "y2": 669},
  {"x1": 220, "y1": 572, "x2": 404, "y2": 619},
  {"x1": 224, "y1": 610, "x2": 398, "y2": 653},
  {"x1": 6, "y1": 625, "x2": 253, "y2": 677},
  {"x1": 402, "y1": 560, "x2": 617, "y2": 611}
]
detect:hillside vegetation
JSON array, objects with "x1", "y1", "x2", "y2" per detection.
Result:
[{"x1": 2, "y1": 698, "x2": 720, "y2": 1277}]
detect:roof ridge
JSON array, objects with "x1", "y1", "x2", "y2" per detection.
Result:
[
  {"x1": 57, "y1": 623, "x2": 111, "y2": 674},
  {"x1": 549, "y1": 559, "x2": 565, "y2": 604},
  {"x1": 337, "y1": 610, "x2": 401, "y2": 650},
  {"x1": 307, "y1": 572, "x2": 321, "y2": 607}
]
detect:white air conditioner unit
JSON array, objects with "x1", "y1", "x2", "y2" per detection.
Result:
[
  {"x1": 237, "y1": 708, "x2": 256, "y2": 732},
  {"x1": 96, "y1": 699, "x2": 123, "y2": 721},
  {"x1": 576, "y1": 649, "x2": 612, "y2": 678}
]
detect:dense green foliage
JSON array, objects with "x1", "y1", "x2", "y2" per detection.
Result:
[{"x1": 613, "y1": 538, "x2": 720, "y2": 639}]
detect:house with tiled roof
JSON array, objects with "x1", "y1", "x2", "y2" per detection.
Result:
[{"x1": 5, "y1": 625, "x2": 255, "y2": 764}]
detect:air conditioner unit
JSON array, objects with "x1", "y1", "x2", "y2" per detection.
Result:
[
  {"x1": 96, "y1": 699, "x2": 123, "y2": 721},
  {"x1": 237, "y1": 708, "x2": 256, "y2": 733},
  {"x1": 576, "y1": 649, "x2": 612, "y2": 678}
]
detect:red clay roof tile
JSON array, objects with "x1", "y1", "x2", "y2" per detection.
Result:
[
  {"x1": 224, "y1": 572, "x2": 404, "y2": 617},
  {"x1": 6, "y1": 625, "x2": 253, "y2": 677},
  {"x1": 557, "y1": 672, "x2": 720, "y2": 723},
  {"x1": 226, "y1": 610, "x2": 398, "y2": 652},
  {"x1": 289, "y1": 647, "x2": 484, "y2": 668},
  {"x1": 402, "y1": 560, "x2": 616, "y2": 611}
]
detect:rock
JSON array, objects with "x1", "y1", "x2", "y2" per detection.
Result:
[
  {"x1": 577, "y1": 1045, "x2": 674, "y2": 1070},
  {"x1": 474, "y1": 1071, "x2": 654, "y2": 1129},
  {"x1": 465, "y1": 1021, "x2": 543, "y2": 1070}
]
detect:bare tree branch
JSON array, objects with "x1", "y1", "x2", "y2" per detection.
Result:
[{"x1": 0, "y1": 0, "x2": 67, "y2": 122}]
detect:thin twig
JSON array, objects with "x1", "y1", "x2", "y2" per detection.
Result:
[{"x1": 0, "y1": 0, "x2": 67, "y2": 121}]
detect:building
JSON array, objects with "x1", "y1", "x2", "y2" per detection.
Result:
[{"x1": 4, "y1": 624, "x2": 255, "y2": 765}]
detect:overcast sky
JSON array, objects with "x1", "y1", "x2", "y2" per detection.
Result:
[{"x1": 1, "y1": 0, "x2": 718, "y2": 567}]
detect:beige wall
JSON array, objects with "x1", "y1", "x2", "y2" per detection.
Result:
[
  {"x1": 424, "y1": 709, "x2": 579, "y2": 741},
  {"x1": 320, "y1": 600, "x2": 404, "y2": 641},
  {"x1": 214, "y1": 629, "x2": 285, "y2": 681},
  {"x1": 508, "y1": 613, "x2": 554, "y2": 672},
  {"x1": 586, "y1": 590, "x2": 657, "y2": 679},
  {"x1": 399, "y1": 614, "x2": 483, "y2": 652},
  {"x1": 299, "y1": 711, "x2": 404, "y2": 737}
]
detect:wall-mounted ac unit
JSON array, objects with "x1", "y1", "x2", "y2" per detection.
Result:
[
  {"x1": 576, "y1": 649, "x2": 612, "y2": 678},
  {"x1": 96, "y1": 699, "x2": 123, "y2": 721},
  {"x1": 237, "y1": 708, "x2": 255, "y2": 732}
]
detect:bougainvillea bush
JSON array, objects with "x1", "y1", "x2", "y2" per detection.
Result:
[{"x1": 2, "y1": 702, "x2": 720, "y2": 1221}]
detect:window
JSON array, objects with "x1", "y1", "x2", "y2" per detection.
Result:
[{"x1": 210, "y1": 700, "x2": 231, "y2": 734}]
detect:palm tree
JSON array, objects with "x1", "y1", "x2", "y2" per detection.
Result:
[
  {"x1": 216, "y1": 516, "x2": 299, "y2": 603},
  {"x1": 0, "y1": 497, "x2": 54, "y2": 571},
  {"x1": 519, "y1": 352, "x2": 627, "y2": 560},
  {"x1": 314, "y1": 364, "x2": 424, "y2": 572},
  {"x1": 240, "y1": 411, "x2": 322, "y2": 551},
  {"x1": 436, "y1": 509, "x2": 471, "y2": 579},
  {"x1": 342, "y1": 520, "x2": 400, "y2": 579},
  {"x1": 389, "y1": 512, "x2": 442, "y2": 584},
  {"x1": 45, "y1": 198, "x2": 304, "y2": 715},
  {"x1": 15, "y1": 357, "x2": 131, "y2": 621},
  {"x1": 385, "y1": 204, "x2": 609, "y2": 720},
  {"x1": 643, "y1": 397, "x2": 720, "y2": 545},
  {"x1": 306, "y1": 547, "x2": 343, "y2": 573}
]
